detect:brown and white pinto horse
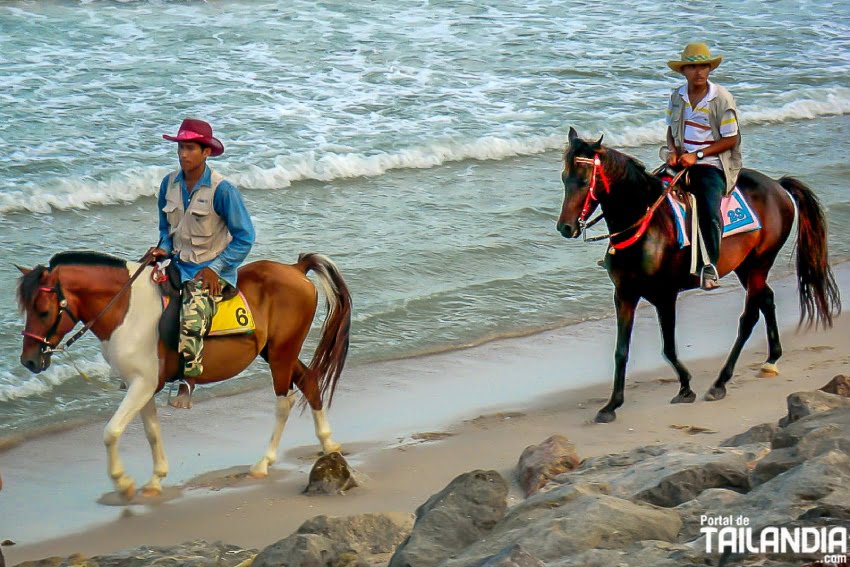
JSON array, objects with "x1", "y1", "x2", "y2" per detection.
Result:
[
  {"x1": 557, "y1": 128, "x2": 840, "y2": 423},
  {"x1": 18, "y1": 251, "x2": 351, "y2": 500}
]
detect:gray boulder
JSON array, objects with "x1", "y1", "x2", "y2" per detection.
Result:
[
  {"x1": 819, "y1": 374, "x2": 850, "y2": 397},
  {"x1": 547, "y1": 444, "x2": 752, "y2": 507},
  {"x1": 253, "y1": 513, "x2": 413, "y2": 567},
  {"x1": 389, "y1": 470, "x2": 508, "y2": 567},
  {"x1": 442, "y1": 484, "x2": 681, "y2": 566},
  {"x1": 733, "y1": 450, "x2": 850, "y2": 533},
  {"x1": 674, "y1": 488, "x2": 746, "y2": 541},
  {"x1": 720, "y1": 423, "x2": 778, "y2": 447},
  {"x1": 466, "y1": 544, "x2": 545, "y2": 567},
  {"x1": 515, "y1": 435, "x2": 580, "y2": 496},
  {"x1": 14, "y1": 541, "x2": 257, "y2": 567},
  {"x1": 782, "y1": 390, "x2": 850, "y2": 425},
  {"x1": 304, "y1": 452, "x2": 359, "y2": 495},
  {"x1": 751, "y1": 408, "x2": 850, "y2": 486}
]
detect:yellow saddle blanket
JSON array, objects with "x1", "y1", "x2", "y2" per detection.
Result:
[{"x1": 209, "y1": 291, "x2": 256, "y2": 336}]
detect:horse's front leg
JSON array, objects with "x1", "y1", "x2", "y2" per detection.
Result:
[
  {"x1": 104, "y1": 379, "x2": 157, "y2": 500},
  {"x1": 654, "y1": 294, "x2": 695, "y2": 404},
  {"x1": 139, "y1": 396, "x2": 168, "y2": 497},
  {"x1": 596, "y1": 291, "x2": 639, "y2": 423}
]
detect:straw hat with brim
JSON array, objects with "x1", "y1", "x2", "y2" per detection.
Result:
[
  {"x1": 162, "y1": 118, "x2": 224, "y2": 157},
  {"x1": 667, "y1": 43, "x2": 723, "y2": 73}
]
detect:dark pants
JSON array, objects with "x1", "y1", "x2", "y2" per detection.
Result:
[{"x1": 686, "y1": 165, "x2": 725, "y2": 266}]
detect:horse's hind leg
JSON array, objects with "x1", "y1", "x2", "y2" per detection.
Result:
[
  {"x1": 293, "y1": 360, "x2": 342, "y2": 454},
  {"x1": 758, "y1": 284, "x2": 782, "y2": 376},
  {"x1": 654, "y1": 295, "x2": 695, "y2": 404},
  {"x1": 104, "y1": 379, "x2": 157, "y2": 500},
  {"x1": 706, "y1": 268, "x2": 766, "y2": 401},
  {"x1": 249, "y1": 343, "x2": 299, "y2": 478},
  {"x1": 139, "y1": 397, "x2": 168, "y2": 497}
]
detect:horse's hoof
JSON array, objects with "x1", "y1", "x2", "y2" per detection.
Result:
[
  {"x1": 140, "y1": 485, "x2": 162, "y2": 498},
  {"x1": 671, "y1": 391, "x2": 696, "y2": 404},
  {"x1": 759, "y1": 363, "x2": 780, "y2": 377},
  {"x1": 248, "y1": 463, "x2": 269, "y2": 479},
  {"x1": 118, "y1": 480, "x2": 136, "y2": 501},
  {"x1": 704, "y1": 387, "x2": 727, "y2": 402},
  {"x1": 323, "y1": 442, "x2": 342, "y2": 455},
  {"x1": 594, "y1": 410, "x2": 616, "y2": 423}
]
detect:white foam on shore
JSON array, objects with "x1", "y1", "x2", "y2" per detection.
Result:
[{"x1": 2, "y1": 87, "x2": 848, "y2": 215}]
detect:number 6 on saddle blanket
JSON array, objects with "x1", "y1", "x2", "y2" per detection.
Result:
[{"x1": 17, "y1": 251, "x2": 352, "y2": 501}]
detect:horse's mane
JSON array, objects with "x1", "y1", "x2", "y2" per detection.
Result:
[
  {"x1": 564, "y1": 141, "x2": 663, "y2": 194},
  {"x1": 49, "y1": 251, "x2": 126, "y2": 270},
  {"x1": 17, "y1": 251, "x2": 127, "y2": 312}
]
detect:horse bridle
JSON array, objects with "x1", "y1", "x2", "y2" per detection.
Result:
[
  {"x1": 573, "y1": 155, "x2": 610, "y2": 237},
  {"x1": 21, "y1": 284, "x2": 78, "y2": 354},
  {"x1": 571, "y1": 154, "x2": 686, "y2": 248},
  {"x1": 21, "y1": 256, "x2": 154, "y2": 355}
]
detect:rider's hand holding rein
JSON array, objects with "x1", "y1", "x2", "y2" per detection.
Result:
[
  {"x1": 195, "y1": 267, "x2": 222, "y2": 297},
  {"x1": 678, "y1": 151, "x2": 698, "y2": 167},
  {"x1": 145, "y1": 247, "x2": 170, "y2": 261}
]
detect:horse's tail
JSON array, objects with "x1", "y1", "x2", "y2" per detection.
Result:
[
  {"x1": 780, "y1": 176, "x2": 841, "y2": 328},
  {"x1": 297, "y1": 253, "x2": 352, "y2": 407}
]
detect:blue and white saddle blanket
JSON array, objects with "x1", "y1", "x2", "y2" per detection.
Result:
[{"x1": 668, "y1": 187, "x2": 762, "y2": 248}]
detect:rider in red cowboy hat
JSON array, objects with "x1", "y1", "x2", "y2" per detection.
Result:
[{"x1": 148, "y1": 118, "x2": 255, "y2": 382}]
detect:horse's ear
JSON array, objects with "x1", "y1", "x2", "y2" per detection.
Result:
[
  {"x1": 15, "y1": 264, "x2": 32, "y2": 275},
  {"x1": 568, "y1": 127, "x2": 579, "y2": 143},
  {"x1": 590, "y1": 134, "x2": 604, "y2": 151}
]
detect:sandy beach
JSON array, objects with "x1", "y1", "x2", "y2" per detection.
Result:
[{"x1": 2, "y1": 262, "x2": 848, "y2": 565}]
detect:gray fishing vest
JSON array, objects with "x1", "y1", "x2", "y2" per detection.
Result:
[
  {"x1": 669, "y1": 83, "x2": 743, "y2": 194},
  {"x1": 162, "y1": 169, "x2": 233, "y2": 264}
]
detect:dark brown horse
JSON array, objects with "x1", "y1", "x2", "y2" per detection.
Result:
[
  {"x1": 18, "y1": 251, "x2": 351, "y2": 499},
  {"x1": 557, "y1": 128, "x2": 840, "y2": 423}
]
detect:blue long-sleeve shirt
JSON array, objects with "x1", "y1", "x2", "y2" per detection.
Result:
[{"x1": 158, "y1": 166, "x2": 255, "y2": 287}]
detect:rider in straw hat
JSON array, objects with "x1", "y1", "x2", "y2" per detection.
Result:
[
  {"x1": 665, "y1": 43, "x2": 742, "y2": 290},
  {"x1": 148, "y1": 118, "x2": 255, "y2": 379}
]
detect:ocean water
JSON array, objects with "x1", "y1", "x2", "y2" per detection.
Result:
[{"x1": 0, "y1": 0, "x2": 848, "y2": 439}]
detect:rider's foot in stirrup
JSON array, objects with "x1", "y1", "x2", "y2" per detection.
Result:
[{"x1": 701, "y1": 264, "x2": 720, "y2": 291}]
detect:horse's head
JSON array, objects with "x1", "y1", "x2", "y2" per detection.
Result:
[
  {"x1": 557, "y1": 127, "x2": 606, "y2": 239},
  {"x1": 17, "y1": 265, "x2": 77, "y2": 373}
]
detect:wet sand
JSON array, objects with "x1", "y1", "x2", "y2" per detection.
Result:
[{"x1": 2, "y1": 263, "x2": 848, "y2": 565}]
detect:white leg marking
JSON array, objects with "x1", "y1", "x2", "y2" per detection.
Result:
[
  {"x1": 312, "y1": 407, "x2": 341, "y2": 454},
  {"x1": 100, "y1": 263, "x2": 164, "y2": 499},
  {"x1": 104, "y1": 379, "x2": 156, "y2": 499},
  {"x1": 250, "y1": 392, "x2": 296, "y2": 478},
  {"x1": 139, "y1": 397, "x2": 168, "y2": 496}
]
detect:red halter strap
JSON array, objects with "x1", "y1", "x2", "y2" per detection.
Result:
[
  {"x1": 574, "y1": 155, "x2": 611, "y2": 224},
  {"x1": 21, "y1": 285, "x2": 75, "y2": 350}
]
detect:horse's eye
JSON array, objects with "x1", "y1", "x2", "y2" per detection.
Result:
[{"x1": 38, "y1": 310, "x2": 49, "y2": 319}]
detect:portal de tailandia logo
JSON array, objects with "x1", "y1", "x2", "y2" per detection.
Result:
[{"x1": 701, "y1": 514, "x2": 849, "y2": 565}]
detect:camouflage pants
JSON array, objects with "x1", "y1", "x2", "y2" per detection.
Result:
[{"x1": 180, "y1": 278, "x2": 223, "y2": 378}]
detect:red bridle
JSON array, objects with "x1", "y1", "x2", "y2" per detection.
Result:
[
  {"x1": 574, "y1": 155, "x2": 611, "y2": 227},
  {"x1": 21, "y1": 285, "x2": 77, "y2": 353}
]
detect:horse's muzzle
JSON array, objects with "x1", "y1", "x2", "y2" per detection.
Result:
[
  {"x1": 556, "y1": 221, "x2": 580, "y2": 239},
  {"x1": 21, "y1": 352, "x2": 50, "y2": 374}
]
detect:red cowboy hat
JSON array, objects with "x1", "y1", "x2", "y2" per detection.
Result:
[{"x1": 162, "y1": 118, "x2": 224, "y2": 156}]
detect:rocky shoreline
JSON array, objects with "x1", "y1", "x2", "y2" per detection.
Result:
[{"x1": 8, "y1": 375, "x2": 850, "y2": 567}]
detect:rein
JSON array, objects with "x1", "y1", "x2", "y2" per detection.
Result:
[
  {"x1": 576, "y1": 155, "x2": 686, "y2": 249},
  {"x1": 23, "y1": 257, "x2": 154, "y2": 354}
]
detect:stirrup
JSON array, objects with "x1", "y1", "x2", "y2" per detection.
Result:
[{"x1": 701, "y1": 264, "x2": 720, "y2": 290}]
